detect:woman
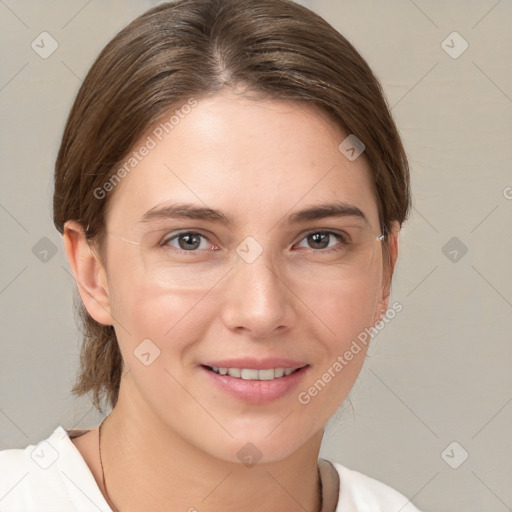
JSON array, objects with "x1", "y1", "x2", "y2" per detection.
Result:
[{"x1": 0, "y1": 0, "x2": 420, "y2": 510}]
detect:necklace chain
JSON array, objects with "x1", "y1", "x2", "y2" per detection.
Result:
[
  {"x1": 98, "y1": 417, "x2": 120, "y2": 512},
  {"x1": 98, "y1": 416, "x2": 324, "y2": 512}
]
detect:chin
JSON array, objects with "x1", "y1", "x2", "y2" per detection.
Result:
[{"x1": 189, "y1": 420, "x2": 321, "y2": 467}]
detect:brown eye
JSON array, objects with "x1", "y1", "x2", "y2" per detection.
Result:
[
  {"x1": 178, "y1": 233, "x2": 202, "y2": 250},
  {"x1": 163, "y1": 232, "x2": 209, "y2": 251},
  {"x1": 307, "y1": 232, "x2": 330, "y2": 249},
  {"x1": 297, "y1": 231, "x2": 346, "y2": 251}
]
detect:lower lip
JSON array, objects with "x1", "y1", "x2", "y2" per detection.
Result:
[{"x1": 201, "y1": 365, "x2": 310, "y2": 405}]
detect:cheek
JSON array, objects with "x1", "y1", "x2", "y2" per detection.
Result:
[
  {"x1": 107, "y1": 254, "x2": 219, "y2": 381},
  {"x1": 111, "y1": 278, "x2": 207, "y2": 344},
  {"x1": 297, "y1": 264, "x2": 383, "y2": 384},
  {"x1": 106, "y1": 244, "x2": 193, "y2": 337},
  {"x1": 290, "y1": 275, "x2": 383, "y2": 439},
  {"x1": 108, "y1": 280, "x2": 209, "y2": 402},
  {"x1": 294, "y1": 265, "x2": 384, "y2": 343}
]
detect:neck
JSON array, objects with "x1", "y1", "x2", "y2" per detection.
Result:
[{"x1": 99, "y1": 378, "x2": 325, "y2": 512}]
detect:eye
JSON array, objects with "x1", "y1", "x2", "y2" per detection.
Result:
[
  {"x1": 162, "y1": 231, "x2": 217, "y2": 252},
  {"x1": 160, "y1": 230, "x2": 349, "y2": 253},
  {"x1": 295, "y1": 231, "x2": 348, "y2": 252}
]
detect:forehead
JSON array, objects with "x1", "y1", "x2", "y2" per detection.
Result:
[{"x1": 105, "y1": 90, "x2": 379, "y2": 231}]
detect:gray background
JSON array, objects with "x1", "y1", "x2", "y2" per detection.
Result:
[{"x1": 1, "y1": 1, "x2": 511, "y2": 511}]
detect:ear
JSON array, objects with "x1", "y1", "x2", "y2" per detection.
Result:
[
  {"x1": 63, "y1": 220, "x2": 113, "y2": 325},
  {"x1": 373, "y1": 221, "x2": 400, "y2": 324}
]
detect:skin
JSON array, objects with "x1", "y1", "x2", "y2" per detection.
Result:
[{"x1": 64, "y1": 88, "x2": 399, "y2": 512}]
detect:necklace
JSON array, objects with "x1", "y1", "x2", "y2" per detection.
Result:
[
  {"x1": 98, "y1": 417, "x2": 324, "y2": 512},
  {"x1": 98, "y1": 416, "x2": 120, "y2": 512}
]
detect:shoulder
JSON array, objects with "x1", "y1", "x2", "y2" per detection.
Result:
[
  {"x1": 0, "y1": 426, "x2": 110, "y2": 512},
  {"x1": 328, "y1": 460, "x2": 422, "y2": 512}
]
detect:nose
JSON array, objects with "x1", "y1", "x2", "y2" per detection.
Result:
[{"x1": 219, "y1": 248, "x2": 297, "y2": 339}]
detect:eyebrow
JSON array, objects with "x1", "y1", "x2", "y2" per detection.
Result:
[{"x1": 140, "y1": 201, "x2": 369, "y2": 227}]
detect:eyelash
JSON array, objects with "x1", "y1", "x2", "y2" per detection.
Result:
[{"x1": 161, "y1": 230, "x2": 349, "y2": 254}]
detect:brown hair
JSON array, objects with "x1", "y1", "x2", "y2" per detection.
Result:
[{"x1": 53, "y1": 0, "x2": 411, "y2": 414}]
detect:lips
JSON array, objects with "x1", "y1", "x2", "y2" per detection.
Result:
[{"x1": 200, "y1": 357, "x2": 310, "y2": 405}]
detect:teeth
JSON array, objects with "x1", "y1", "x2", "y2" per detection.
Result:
[
  {"x1": 228, "y1": 368, "x2": 241, "y2": 378},
  {"x1": 257, "y1": 369, "x2": 276, "y2": 381},
  {"x1": 241, "y1": 369, "x2": 259, "y2": 380},
  {"x1": 208, "y1": 366, "x2": 301, "y2": 380}
]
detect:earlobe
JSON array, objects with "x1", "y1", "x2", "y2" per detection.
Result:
[{"x1": 63, "y1": 221, "x2": 113, "y2": 326}]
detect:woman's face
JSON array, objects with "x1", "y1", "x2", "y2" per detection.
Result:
[{"x1": 97, "y1": 89, "x2": 396, "y2": 463}]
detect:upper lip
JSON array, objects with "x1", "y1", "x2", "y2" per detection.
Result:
[{"x1": 201, "y1": 358, "x2": 308, "y2": 370}]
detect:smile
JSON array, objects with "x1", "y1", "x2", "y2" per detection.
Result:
[
  {"x1": 200, "y1": 362, "x2": 310, "y2": 405},
  {"x1": 205, "y1": 366, "x2": 303, "y2": 380}
]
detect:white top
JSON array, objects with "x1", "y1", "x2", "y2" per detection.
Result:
[{"x1": 0, "y1": 425, "x2": 421, "y2": 512}]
